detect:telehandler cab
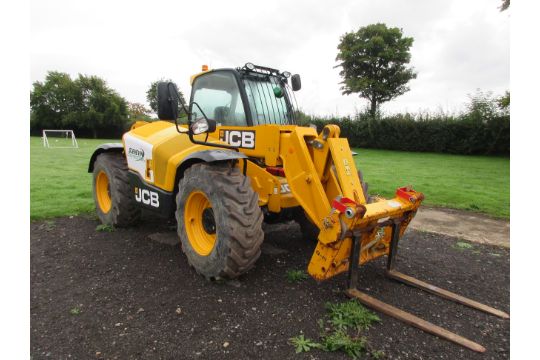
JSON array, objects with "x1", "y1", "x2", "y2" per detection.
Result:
[{"x1": 89, "y1": 63, "x2": 508, "y2": 352}]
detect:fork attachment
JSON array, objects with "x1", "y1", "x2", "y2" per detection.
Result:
[
  {"x1": 345, "y1": 222, "x2": 509, "y2": 353},
  {"x1": 383, "y1": 222, "x2": 509, "y2": 319}
]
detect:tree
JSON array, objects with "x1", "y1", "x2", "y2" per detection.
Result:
[
  {"x1": 72, "y1": 75, "x2": 129, "y2": 137},
  {"x1": 336, "y1": 23, "x2": 417, "y2": 116},
  {"x1": 30, "y1": 71, "x2": 129, "y2": 138},
  {"x1": 30, "y1": 71, "x2": 80, "y2": 131},
  {"x1": 128, "y1": 102, "x2": 152, "y2": 121},
  {"x1": 146, "y1": 79, "x2": 186, "y2": 116},
  {"x1": 497, "y1": 91, "x2": 510, "y2": 115},
  {"x1": 465, "y1": 89, "x2": 509, "y2": 122}
]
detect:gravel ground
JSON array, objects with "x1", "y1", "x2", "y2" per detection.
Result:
[{"x1": 31, "y1": 216, "x2": 509, "y2": 359}]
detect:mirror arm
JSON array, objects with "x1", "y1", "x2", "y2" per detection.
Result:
[
  {"x1": 167, "y1": 82, "x2": 191, "y2": 136},
  {"x1": 186, "y1": 101, "x2": 240, "y2": 152},
  {"x1": 167, "y1": 83, "x2": 239, "y2": 152}
]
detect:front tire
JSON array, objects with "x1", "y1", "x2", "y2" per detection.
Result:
[
  {"x1": 92, "y1": 152, "x2": 141, "y2": 227},
  {"x1": 176, "y1": 162, "x2": 264, "y2": 280}
]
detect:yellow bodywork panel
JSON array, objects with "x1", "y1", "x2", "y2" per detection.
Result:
[
  {"x1": 307, "y1": 196, "x2": 421, "y2": 281},
  {"x1": 190, "y1": 68, "x2": 212, "y2": 85},
  {"x1": 125, "y1": 121, "x2": 210, "y2": 191},
  {"x1": 123, "y1": 121, "x2": 299, "y2": 210},
  {"x1": 215, "y1": 125, "x2": 282, "y2": 166},
  {"x1": 279, "y1": 127, "x2": 342, "y2": 244},
  {"x1": 327, "y1": 138, "x2": 366, "y2": 204}
]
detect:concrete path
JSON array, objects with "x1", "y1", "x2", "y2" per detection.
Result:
[{"x1": 410, "y1": 206, "x2": 509, "y2": 248}]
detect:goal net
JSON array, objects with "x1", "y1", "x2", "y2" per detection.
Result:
[{"x1": 42, "y1": 130, "x2": 79, "y2": 148}]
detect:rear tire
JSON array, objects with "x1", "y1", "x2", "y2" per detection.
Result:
[
  {"x1": 293, "y1": 207, "x2": 320, "y2": 243},
  {"x1": 92, "y1": 152, "x2": 141, "y2": 227},
  {"x1": 176, "y1": 162, "x2": 264, "y2": 280}
]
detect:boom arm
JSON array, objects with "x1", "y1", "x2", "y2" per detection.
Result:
[{"x1": 280, "y1": 125, "x2": 423, "y2": 281}]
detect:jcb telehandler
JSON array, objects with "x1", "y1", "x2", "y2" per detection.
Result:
[{"x1": 89, "y1": 63, "x2": 508, "y2": 352}]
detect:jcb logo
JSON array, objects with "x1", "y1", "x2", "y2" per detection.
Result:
[
  {"x1": 134, "y1": 187, "x2": 159, "y2": 207},
  {"x1": 219, "y1": 130, "x2": 255, "y2": 149}
]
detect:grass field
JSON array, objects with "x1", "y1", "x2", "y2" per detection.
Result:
[
  {"x1": 355, "y1": 149, "x2": 509, "y2": 218},
  {"x1": 30, "y1": 137, "x2": 118, "y2": 220},
  {"x1": 30, "y1": 137, "x2": 509, "y2": 220}
]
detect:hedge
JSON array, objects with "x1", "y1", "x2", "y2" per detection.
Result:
[{"x1": 297, "y1": 114, "x2": 509, "y2": 156}]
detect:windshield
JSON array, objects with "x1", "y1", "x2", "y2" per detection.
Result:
[
  {"x1": 191, "y1": 71, "x2": 247, "y2": 127},
  {"x1": 241, "y1": 73, "x2": 296, "y2": 125}
]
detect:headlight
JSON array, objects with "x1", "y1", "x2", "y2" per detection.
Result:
[
  {"x1": 245, "y1": 62, "x2": 255, "y2": 70},
  {"x1": 282, "y1": 71, "x2": 291, "y2": 78},
  {"x1": 190, "y1": 118, "x2": 210, "y2": 135}
]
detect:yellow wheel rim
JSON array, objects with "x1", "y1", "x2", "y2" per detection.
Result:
[
  {"x1": 96, "y1": 171, "x2": 112, "y2": 213},
  {"x1": 184, "y1": 191, "x2": 217, "y2": 256}
]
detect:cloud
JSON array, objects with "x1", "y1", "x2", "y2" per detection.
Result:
[{"x1": 31, "y1": 0, "x2": 509, "y2": 116}]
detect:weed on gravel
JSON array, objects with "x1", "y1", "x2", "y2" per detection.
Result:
[
  {"x1": 289, "y1": 299, "x2": 382, "y2": 359},
  {"x1": 44, "y1": 220, "x2": 56, "y2": 230},
  {"x1": 37, "y1": 220, "x2": 56, "y2": 232},
  {"x1": 286, "y1": 269, "x2": 309, "y2": 283},
  {"x1": 289, "y1": 334, "x2": 320, "y2": 353},
  {"x1": 454, "y1": 241, "x2": 474, "y2": 250},
  {"x1": 69, "y1": 307, "x2": 81, "y2": 315},
  {"x1": 95, "y1": 224, "x2": 115, "y2": 232},
  {"x1": 325, "y1": 300, "x2": 381, "y2": 331},
  {"x1": 319, "y1": 329, "x2": 367, "y2": 359}
]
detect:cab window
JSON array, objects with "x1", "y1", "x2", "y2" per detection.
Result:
[{"x1": 191, "y1": 71, "x2": 247, "y2": 127}]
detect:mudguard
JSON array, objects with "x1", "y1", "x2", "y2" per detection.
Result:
[
  {"x1": 182, "y1": 149, "x2": 247, "y2": 163},
  {"x1": 88, "y1": 143, "x2": 124, "y2": 172},
  {"x1": 175, "y1": 149, "x2": 248, "y2": 180}
]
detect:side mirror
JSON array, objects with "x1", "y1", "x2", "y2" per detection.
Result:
[
  {"x1": 157, "y1": 82, "x2": 179, "y2": 120},
  {"x1": 291, "y1": 74, "x2": 301, "y2": 91},
  {"x1": 190, "y1": 117, "x2": 217, "y2": 135}
]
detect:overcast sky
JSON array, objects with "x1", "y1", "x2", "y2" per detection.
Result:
[{"x1": 31, "y1": 0, "x2": 509, "y2": 117}]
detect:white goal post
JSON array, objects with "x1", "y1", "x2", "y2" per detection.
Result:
[{"x1": 42, "y1": 129, "x2": 79, "y2": 148}]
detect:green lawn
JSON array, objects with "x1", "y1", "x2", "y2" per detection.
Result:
[
  {"x1": 353, "y1": 149, "x2": 509, "y2": 218},
  {"x1": 30, "y1": 137, "x2": 509, "y2": 220},
  {"x1": 30, "y1": 137, "x2": 119, "y2": 220}
]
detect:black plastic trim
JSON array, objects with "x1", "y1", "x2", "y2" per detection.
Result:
[
  {"x1": 88, "y1": 143, "x2": 124, "y2": 172},
  {"x1": 128, "y1": 171, "x2": 175, "y2": 217},
  {"x1": 182, "y1": 149, "x2": 247, "y2": 163}
]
